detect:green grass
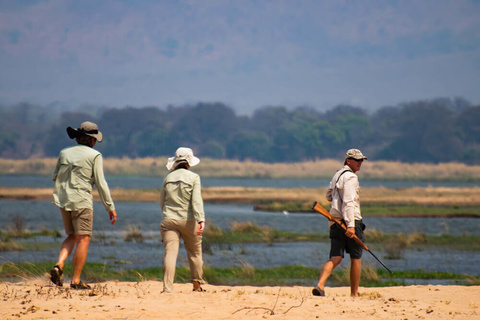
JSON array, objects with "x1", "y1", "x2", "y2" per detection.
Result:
[
  {"x1": 1, "y1": 222, "x2": 479, "y2": 255},
  {"x1": 361, "y1": 204, "x2": 480, "y2": 217},
  {"x1": 203, "y1": 221, "x2": 480, "y2": 251},
  {"x1": 1, "y1": 262, "x2": 478, "y2": 287},
  {"x1": 0, "y1": 229, "x2": 62, "y2": 240}
]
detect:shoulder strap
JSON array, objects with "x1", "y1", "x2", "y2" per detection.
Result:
[
  {"x1": 335, "y1": 169, "x2": 352, "y2": 184},
  {"x1": 334, "y1": 169, "x2": 352, "y2": 202}
]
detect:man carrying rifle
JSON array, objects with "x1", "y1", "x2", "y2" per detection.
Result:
[{"x1": 313, "y1": 149, "x2": 367, "y2": 297}]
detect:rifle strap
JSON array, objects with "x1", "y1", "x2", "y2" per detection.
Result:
[{"x1": 334, "y1": 169, "x2": 352, "y2": 203}]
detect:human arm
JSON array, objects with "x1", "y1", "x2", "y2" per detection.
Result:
[
  {"x1": 159, "y1": 180, "x2": 166, "y2": 210},
  {"x1": 341, "y1": 174, "x2": 359, "y2": 229},
  {"x1": 52, "y1": 155, "x2": 61, "y2": 182},
  {"x1": 191, "y1": 175, "x2": 205, "y2": 223},
  {"x1": 92, "y1": 155, "x2": 115, "y2": 213}
]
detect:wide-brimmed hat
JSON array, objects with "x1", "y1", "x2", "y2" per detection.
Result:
[
  {"x1": 345, "y1": 149, "x2": 368, "y2": 160},
  {"x1": 66, "y1": 121, "x2": 103, "y2": 142},
  {"x1": 166, "y1": 147, "x2": 200, "y2": 171}
]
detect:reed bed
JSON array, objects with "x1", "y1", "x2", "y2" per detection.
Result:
[
  {"x1": 2, "y1": 157, "x2": 480, "y2": 180},
  {"x1": 2, "y1": 186, "x2": 480, "y2": 208}
]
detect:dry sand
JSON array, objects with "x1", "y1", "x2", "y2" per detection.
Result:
[{"x1": 0, "y1": 278, "x2": 478, "y2": 319}]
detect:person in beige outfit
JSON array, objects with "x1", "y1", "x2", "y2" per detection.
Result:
[
  {"x1": 50, "y1": 121, "x2": 117, "y2": 290},
  {"x1": 160, "y1": 147, "x2": 206, "y2": 293}
]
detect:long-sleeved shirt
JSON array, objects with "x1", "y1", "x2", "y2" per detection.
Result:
[
  {"x1": 325, "y1": 165, "x2": 362, "y2": 228},
  {"x1": 52, "y1": 145, "x2": 115, "y2": 212},
  {"x1": 160, "y1": 168, "x2": 205, "y2": 222}
]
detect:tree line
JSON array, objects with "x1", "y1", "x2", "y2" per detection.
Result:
[{"x1": 1, "y1": 97, "x2": 479, "y2": 164}]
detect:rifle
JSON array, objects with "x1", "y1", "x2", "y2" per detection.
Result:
[{"x1": 312, "y1": 201, "x2": 393, "y2": 274}]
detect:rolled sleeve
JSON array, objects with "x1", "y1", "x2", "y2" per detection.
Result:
[{"x1": 325, "y1": 186, "x2": 333, "y2": 202}]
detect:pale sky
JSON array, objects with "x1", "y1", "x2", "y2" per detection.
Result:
[{"x1": 1, "y1": 0, "x2": 479, "y2": 114}]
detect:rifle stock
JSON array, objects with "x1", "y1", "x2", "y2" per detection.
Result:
[{"x1": 312, "y1": 201, "x2": 393, "y2": 274}]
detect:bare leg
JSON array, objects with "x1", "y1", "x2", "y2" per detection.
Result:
[
  {"x1": 56, "y1": 234, "x2": 76, "y2": 270},
  {"x1": 350, "y1": 258, "x2": 362, "y2": 297},
  {"x1": 317, "y1": 256, "x2": 342, "y2": 290},
  {"x1": 71, "y1": 235, "x2": 91, "y2": 284}
]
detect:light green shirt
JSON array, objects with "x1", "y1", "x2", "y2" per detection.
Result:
[
  {"x1": 52, "y1": 145, "x2": 115, "y2": 212},
  {"x1": 160, "y1": 168, "x2": 205, "y2": 222}
]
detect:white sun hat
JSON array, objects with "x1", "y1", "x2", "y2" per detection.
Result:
[{"x1": 166, "y1": 147, "x2": 200, "y2": 171}]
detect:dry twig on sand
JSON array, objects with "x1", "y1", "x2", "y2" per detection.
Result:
[{"x1": 233, "y1": 287, "x2": 308, "y2": 316}]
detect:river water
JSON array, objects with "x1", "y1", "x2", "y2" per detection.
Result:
[
  {"x1": 1, "y1": 175, "x2": 479, "y2": 282},
  {"x1": 1, "y1": 174, "x2": 479, "y2": 189}
]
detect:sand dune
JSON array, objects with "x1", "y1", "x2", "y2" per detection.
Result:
[{"x1": 0, "y1": 278, "x2": 478, "y2": 319}]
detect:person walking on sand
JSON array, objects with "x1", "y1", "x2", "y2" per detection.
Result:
[
  {"x1": 313, "y1": 149, "x2": 367, "y2": 297},
  {"x1": 50, "y1": 121, "x2": 117, "y2": 290},
  {"x1": 160, "y1": 147, "x2": 206, "y2": 293}
]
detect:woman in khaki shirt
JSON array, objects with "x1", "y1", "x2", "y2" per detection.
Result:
[
  {"x1": 50, "y1": 121, "x2": 117, "y2": 290},
  {"x1": 160, "y1": 147, "x2": 206, "y2": 293}
]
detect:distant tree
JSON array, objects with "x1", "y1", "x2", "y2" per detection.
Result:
[
  {"x1": 170, "y1": 103, "x2": 239, "y2": 148},
  {"x1": 0, "y1": 103, "x2": 51, "y2": 158},
  {"x1": 376, "y1": 101, "x2": 462, "y2": 163},
  {"x1": 250, "y1": 106, "x2": 291, "y2": 137},
  {"x1": 272, "y1": 121, "x2": 343, "y2": 162},
  {"x1": 455, "y1": 105, "x2": 480, "y2": 164},
  {"x1": 132, "y1": 128, "x2": 169, "y2": 157},
  {"x1": 0, "y1": 97, "x2": 477, "y2": 164},
  {"x1": 226, "y1": 132, "x2": 272, "y2": 162},
  {"x1": 324, "y1": 104, "x2": 366, "y2": 122},
  {"x1": 200, "y1": 140, "x2": 226, "y2": 159},
  {"x1": 98, "y1": 106, "x2": 166, "y2": 157},
  {"x1": 332, "y1": 114, "x2": 372, "y2": 148}
]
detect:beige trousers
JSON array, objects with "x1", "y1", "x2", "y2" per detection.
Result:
[{"x1": 160, "y1": 219, "x2": 204, "y2": 292}]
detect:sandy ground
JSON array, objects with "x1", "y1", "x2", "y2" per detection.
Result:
[{"x1": 0, "y1": 278, "x2": 478, "y2": 320}]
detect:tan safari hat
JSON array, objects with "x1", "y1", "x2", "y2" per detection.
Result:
[
  {"x1": 66, "y1": 121, "x2": 103, "y2": 142},
  {"x1": 345, "y1": 149, "x2": 368, "y2": 160}
]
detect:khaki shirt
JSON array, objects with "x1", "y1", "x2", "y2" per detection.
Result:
[
  {"x1": 160, "y1": 168, "x2": 205, "y2": 222},
  {"x1": 52, "y1": 145, "x2": 115, "y2": 212},
  {"x1": 325, "y1": 165, "x2": 362, "y2": 228}
]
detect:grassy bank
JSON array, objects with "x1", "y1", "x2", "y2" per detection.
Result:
[
  {"x1": 2, "y1": 185, "x2": 480, "y2": 214},
  {"x1": 1, "y1": 261, "x2": 478, "y2": 287},
  {"x1": 202, "y1": 222, "x2": 480, "y2": 252},
  {"x1": 2, "y1": 157, "x2": 480, "y2": 181}
]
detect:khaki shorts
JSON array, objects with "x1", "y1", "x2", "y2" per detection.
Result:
[{"x1": 61, "y1": 208, "x2": 93, "y2": 236}]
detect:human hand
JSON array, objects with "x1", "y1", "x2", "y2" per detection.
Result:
[
  {"x1": 345, "y1": 227, "x2": 355, "y2": 238},
  {"x1": 197, "y1": 221, "x2": 205, "y2": 235},
  {"x1": 109, "y1": 210, "x2": 117, "y2": 225}
]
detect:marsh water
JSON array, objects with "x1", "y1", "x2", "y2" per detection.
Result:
[{"x1": 1, "y1": 175, "x2": 479, "y2": 284}]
